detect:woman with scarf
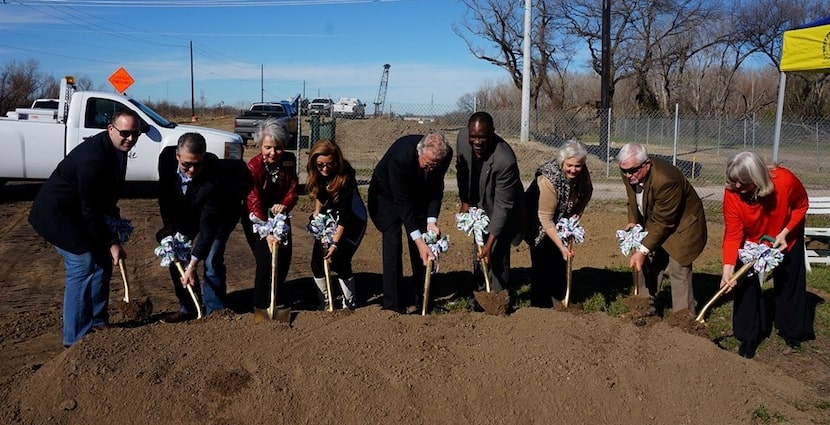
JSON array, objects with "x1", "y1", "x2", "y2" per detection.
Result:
[
  {"x1": 246, "y1": 118, "x2": 298, "y2": 314},
  {"x1": 306, "y1": 139, "x2": 367, "y2": 310},
  {"x1": 526, "y1": 140, "x2": 593, "y2": 308},
  {"x1": 720, "y1": 151, "x2": 813, "y2": 359}
]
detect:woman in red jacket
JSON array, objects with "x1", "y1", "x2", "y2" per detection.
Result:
[
  {"x1": 720, "y1": 151, "x2": 813, "y2": 358},
  {"x1": 246, "y1": 118, "x2": 298, "y2": 314}
]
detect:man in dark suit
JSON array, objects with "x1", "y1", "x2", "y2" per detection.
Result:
[
  {"x1": 456, "y1": 111, "x2": 524, "y2": 291},
  {"x1": 29, "y1": 110, "x2": 142, "y2": 347},
  {"x1": 156, "y1": 132, "x2": 247, "y2": 322},
  {"x1": 368, "y1": 133, "x2": 452, "y2": 313},
  {"x1": 616, "y1": 142, "x2": 708, "y2": 314}
]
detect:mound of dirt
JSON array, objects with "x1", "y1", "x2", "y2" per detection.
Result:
[{"x1": 7, "y1": 307, "x2": 818, "y2": 424}]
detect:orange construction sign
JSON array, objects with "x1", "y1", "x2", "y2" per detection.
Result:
[{"x1": 108, "y1": 67, "x2": 135, "y2": 94}]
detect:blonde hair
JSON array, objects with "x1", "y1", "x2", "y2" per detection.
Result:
[{"x1": 725, "y1": 151, "x2": 774, "y2": 197}]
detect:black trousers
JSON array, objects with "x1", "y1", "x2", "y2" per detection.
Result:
[
  {"x1": 732, "y1": 235, "x2": 814, "y2": 343},
  {"x1": 380, "y1": 223, "x2": 425, "y2": 313},
  {"x1": 252, "y1": 235, "x2": 292, "y2": 309},
  {"x1": 311, "y1": 239, "x2": 358, "y2": 280},
  {"x1": 529, "y1": 236, "x2": 567, "y2": 307}
]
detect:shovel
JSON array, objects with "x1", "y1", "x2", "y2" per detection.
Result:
[
  {"x1": 255, "y1": 242, "x2": 291, "y2": 323},
  {"x1": 563, "y1": 240, "x2": 574, "y2": 307},
  {"x1": 174, "y1": 261, "x2": 203, "y2": 319},
  {"x1": 322, "y1": 245, "x2": 335, "y2": 312},
  {"x1": 695, "y1": 260, "x2": 755, "y2": 323},
  {"x1": 632, "y1": 269, "x2": 639, "y2": 296},
  {"x1": 421, "y1": 258, "x2": 433, "y2": 316},
  {"x1": 477, "y1": 245, "x2": 492, "y2": 293},
  {"x1": 696, "y1": 235, "x2": 777, "y2": 323},
  {"x1": 118, "y1": 258, "x2": 130, "y2": 303}
]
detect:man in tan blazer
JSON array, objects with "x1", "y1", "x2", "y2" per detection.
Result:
[{"x1": 616, "y1": 143, "x2": 707, "y2": 314}]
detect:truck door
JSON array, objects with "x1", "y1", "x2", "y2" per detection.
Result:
[{"x1": 73, "y1": 97, "x2": 161, "y2": 181}]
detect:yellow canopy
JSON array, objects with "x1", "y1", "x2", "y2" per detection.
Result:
[{"x1": 780, "y1": 17, "x2": 830, "y2": 72}]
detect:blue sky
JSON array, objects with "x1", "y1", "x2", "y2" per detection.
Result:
[{"x1": 0, "y1": 0, "x2": 509, "y2": 111}]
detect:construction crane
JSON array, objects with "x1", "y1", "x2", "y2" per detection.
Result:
[{"x1": 373, "y1": 64, "x2": 391, "y2": 117}]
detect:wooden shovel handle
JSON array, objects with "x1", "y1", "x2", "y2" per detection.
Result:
[
  {"x1": 695, "y1": 260, "x2": 756, "y2": 323},
  {"x1": 564, "y1": 240, "x2": 573, "y2": 307},
  {"x1": 322, "y1": 242, "x2": 334, "y2": 312},
  {"x1": 422, "y1": 259, "x2": 433, "y2": 316},
  {"x1": 175, "y1": 261, "x2": 203, "y2": 319},
  {"x1": 118, "y1": 258, "x2": 130, "y2": 303},
  {"x1": 268, "y1": 242, "x2": 278, "y2": 319},
  {"x1": 477, "y1": 245, "x2": 492, "y2": 293}
]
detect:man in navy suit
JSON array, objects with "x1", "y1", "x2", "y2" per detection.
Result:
[
  {"x1": 368, "y1": 133, "x2": 452, "y2": 313},
  {"x1": 29, "y1": 110, "x2": 142, "y2": 347},
  {"x1": 156, "y1": 132, "x2": 247, "y2": 323}
]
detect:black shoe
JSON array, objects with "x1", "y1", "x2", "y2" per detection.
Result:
[
  {"x1": 738, "y1": 339, "x2": 757, "y2": 359},
  {"x1": 783, "y1": 338, "x2": 801, "y2": 355},
  {"x1": 160, "y1": 311, "x2": 193, "y2": 324}
]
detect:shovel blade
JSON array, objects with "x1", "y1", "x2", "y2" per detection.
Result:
[{"x1": 254, "y1": 307, "x2": 291, "y2": 324}]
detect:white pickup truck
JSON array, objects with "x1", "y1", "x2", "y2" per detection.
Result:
[
  {"x1": 333, "y1": 97, "x2": 366, "y2": 119},
  {"x1": 0, "y1": 76, "x2": 244, "y2": 183}
]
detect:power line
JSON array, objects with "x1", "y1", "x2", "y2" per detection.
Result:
[{"x1": 9, "y1": 0, "x2": 380, "y2": 7}]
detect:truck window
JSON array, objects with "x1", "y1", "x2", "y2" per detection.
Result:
[{"x1": 85, "y1": 98, "x2": 130, "y2": 129}]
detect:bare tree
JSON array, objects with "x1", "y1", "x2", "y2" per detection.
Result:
[
  {"x1": 454, "y1": 0, "x2": 573, "y2": 109},
  {"x1": 0, "y1": 59, "x2": 44, "y2": 114}
]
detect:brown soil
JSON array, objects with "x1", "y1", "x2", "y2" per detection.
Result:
[
  {"x1": 116, "y1": 297, "x2": 154, "y2": 323},
  {"x1": 473, "y1": 289, "x2": 510, "y2": 316},
  {"x1": 1, "y1": 117, "x2": 828, "y2": 424}
]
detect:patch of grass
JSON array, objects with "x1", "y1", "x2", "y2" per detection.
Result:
[
  {"x1": 437, "y1": 297, "x2": 473, "y2": 314},
  {"x1": 582, "y1": 293, "x2": 606, "y2": 313},
  {"x1": 606, "y1": 294, "x2": 630, "y2": 317},
  {"x1": 511, "y1": 283, "x2": 532, "y2": 310},
  {"x1": 750, "y1": 404, "x2": 787, "y2": 424},
  {"x1": 816, "y1": 400, "x2": 830, "y2": 410}
]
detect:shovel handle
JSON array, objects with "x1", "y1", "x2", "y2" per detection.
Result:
[
  {"x1": 564, "y1": 240, "x2": 573, "y2": 308},
  {"x1": 477, "y1": 245, "x2": 492, "y2": 293},
  {"x1": 632, "y1": 269, "x2": 639, "y2": 297},
  {"x1": 118, "y1": 258, "x2": 130, "y2": 303},
  {"x1": 269, "y1": 242, "x2": 279, "y2": 319},
  {"x1": 323, "y1": 242, "x2": 334, "y2": 312},
  {"x1": 422, "y1": 259, "x2": 433, "y2": 316},
  {"x1": 695, "y1": 260, "x2": 756, "y2": 323},
  {"x1": 175, "y1": 261, "x2": 203, "y2": 320}
]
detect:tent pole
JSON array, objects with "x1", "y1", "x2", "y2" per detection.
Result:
[{"x1": 772, "y1": 72, "x2": 786, "y2": 163}]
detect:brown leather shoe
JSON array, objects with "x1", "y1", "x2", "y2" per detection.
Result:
[{"x1": 160, "y1": 311, "x2": 193, "y2": 324}]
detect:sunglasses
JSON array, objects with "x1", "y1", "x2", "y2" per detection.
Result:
[
  {"x1": 111, "y1": 125, "x2": 141, "y2": 139},
  {"x1": 316, "y1": 162, "x2": 336, "y2": 170},
  {"x1": 180, "y1": 161, "x2": 204, "y2": 170},
  {"x1": 620, "y1": 160, "x2": 649, "y2": 175}
]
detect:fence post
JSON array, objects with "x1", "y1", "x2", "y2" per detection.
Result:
[{"x1": 672, "y1": 103, "x2": 679, "y2": 166}]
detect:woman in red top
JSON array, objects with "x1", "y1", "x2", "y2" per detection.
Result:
[
  {"x1": 246, "y1": 118, "x2": 298, "y2": 314},
  {"x1": 720, "y1": 151, "x2": 812, "y2": 358}
]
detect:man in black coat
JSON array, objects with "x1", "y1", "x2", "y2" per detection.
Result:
[
  {"x1": 156, "y1": 132, "x2": 249, "y2": 322},
  {"x1": 368, "y1": 132, "x2": 452, "y2": 313},
  {"x1": 29, "y1": 110, "x2": 142, "y2": 347}
]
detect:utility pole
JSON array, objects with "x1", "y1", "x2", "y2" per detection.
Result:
[
  {"x1": 190, "y1": 41, "x2": 196, "y2": 122},
  {"x1": 261, "y1": 65, "x2": 264, "y2": 103},
  {"x1": 599, "y1": 0, "x2": 611, "y2": 158},
  {"x1": 520, "y1": 0, "x2": 531, "y2": 142}
]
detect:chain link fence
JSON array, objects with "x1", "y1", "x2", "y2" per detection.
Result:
[{"x1": 300, "y1": 103, "x2": 830, "y2": 210}]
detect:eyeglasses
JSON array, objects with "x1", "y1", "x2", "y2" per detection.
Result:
[
  {"x1": 316, "y1": 162, "x2": 336, "y2": 170},
  {"x1": 180, "y1": 161, "x2": 204, "y2": 170},
  {"x1": 620, "y1": 160, "x2": 649, "y2": 176},
  {"x1": 111, "y1": 125, "x2": 141, "y2": 139}
]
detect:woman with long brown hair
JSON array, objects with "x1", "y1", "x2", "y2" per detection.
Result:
[{"x1": 307, "y1": 139, "x2": 367, "y2": 309}]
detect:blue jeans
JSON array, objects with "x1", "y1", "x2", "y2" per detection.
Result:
[
  {"x1": 201, "y1": 236, "x2": 228, "y2": 314},
  {"x1": 171, "y1": 234, "x2": 229, "y2": 315},
  {"x1": 56, "y1": 247, "x2": 111, "y2": 347}
]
